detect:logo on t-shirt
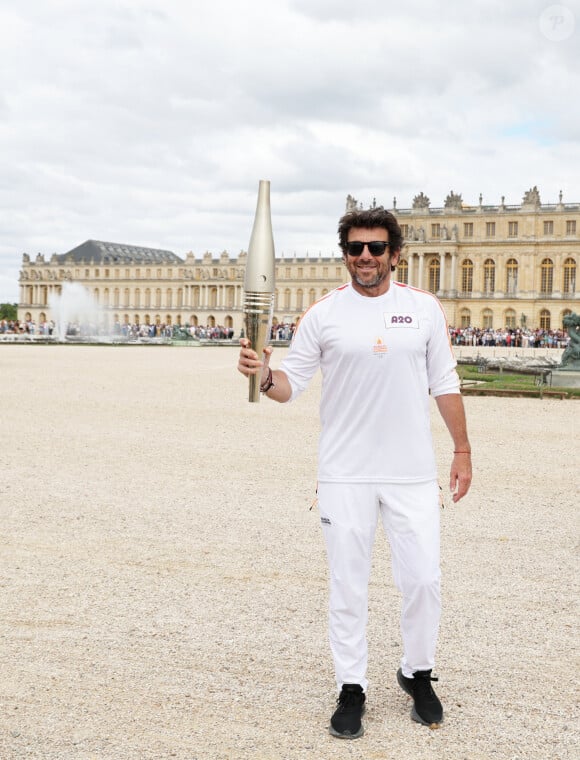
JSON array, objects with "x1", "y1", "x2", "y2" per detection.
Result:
[
  {"x1": 384, "y1": 312, "x2": 419, "y2": 328},
  {"x1": 372, "y1": 337, "x2": 388, "y2": 356}
]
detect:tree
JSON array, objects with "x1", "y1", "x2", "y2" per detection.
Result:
[{"x1": 0, "y1": 303, "x2": 17, "y2": 320}]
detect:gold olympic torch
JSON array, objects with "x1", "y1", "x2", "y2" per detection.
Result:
[{"x1": 243, "y1": 180, "x2": 276, "y2": 403}]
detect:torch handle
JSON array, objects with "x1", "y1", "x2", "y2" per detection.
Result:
[{"x1": 244, "y1": 291, "x2": 274, "y2": 403}]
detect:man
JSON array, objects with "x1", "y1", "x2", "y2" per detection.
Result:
[{"x1": 238, "y1": 205, "x2": 472, "y2": 739}]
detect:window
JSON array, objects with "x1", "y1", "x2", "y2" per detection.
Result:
[
  {"x1": 85, "y1": 269, "x2": 90, "y2": 277},
  {"x1": 323, "y1": 267, "x2": 328, "y2": 277},
  {"x1": 157, "y1": 269, "x2": 162, "y2": 278},
  {"x1": 460, "y1": 309, "x2": 471, "y2": 328},
  {"x1": 285, "y1": 267, "x2": 291, "y2": 278},
  {"x1": 397, "y1": 259, "x2": 409, "y2": 284},
  {"x1": 566, "y1": 220, "x2": 577, "y2": 235},
  {"x1": 156, "y1": 288, "x2": 162, "y2": 308},
  {"x1": 400, "y1": 224, "x2": 409, "y2": 238},
  {"x1": 114, "y1": 288, "x2": 120, "y2": 307},
  {"x1": 506, "y1": 259, "x2": 518, "y2": 294},
  {"x1": 336, "y1": 267, "x2": 342, "y2": 278},
  {"x1": 136, "y1": 269, "x2": 140, "y2": 279},
  {"x1": 431, "y1": 223, "x2": 441, "y2": 239},
  {"x1": 310, "y1": 267, "x2": 316, "y2": 278},
  {"x1": 505, "y1": 309, "x2": 516, "y2": 329},
  {"x1": 105, "y1": 269, "x2": 110, "y2": 278},
  {"x1": 297, "y1": 267, "x2": 303, "y2": 278},
  {"x1": 563, "y1": 258, "x2": 576, "y2": 293},
  {"x1": 540, "y1": 258, "x2": 553, "y2": 294},
  {"x1": 461, "y1": 259, "x2": 473, "y2": 293},
  {"x1": 124, "y1": 288, "x2": 130, "y2": 307},
  {"x1": 309, "y1": 288, "x2": 316, "y2": 305},
  {"x1": 428, "y1": 258, "x2": 440, "y2": 293},
  {"x1": 168, "y1": 269, "x2": 172, "y2": 278},
  {"x1": 561, "y1": 309, "x2": 572, "y2": 328},
  {"x1": 543, "y1": 221, "x2": 554, "y2": 235},
  {"x1": 284, "y1": 288, "x2": 291, "y2": 309},
  {"x1": 483, "y1": 259, "x2": 495, "y2": 294},
  {"x1": 166, "y1": 289, "x2": 173, "y2": 308},
  {"x1": 482, "y1": 309, "x2": 493, "y2": 329},
  {"x1": 135, "y1": 288, "x2": 141, "y2": 308},
  {"x1": 464, "y1": 223, "x2": 473, "y2": 238},
  {"x1": 508, "y1": 221, "x2": 518, "y2": 237},
  {"x1": 296, "y1": 289, "x2": 304, "y2": 310},
  {"x1": 539, "y1": 309, "x2": 551, "y2": 330},
  {"x1": 145, "y1": 288, "x2": 151, "y2": 308},
  {"x1": 485, "y1": 222, "x2": 496, "y2": 237}
]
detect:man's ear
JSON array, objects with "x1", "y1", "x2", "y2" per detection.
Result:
[{"x1": 390, "y1": 249, "x2": 401, "y2": 271}]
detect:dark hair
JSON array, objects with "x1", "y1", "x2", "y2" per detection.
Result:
[{"x1": 337, "y1": 206, "x2": 403, "y2": 254}]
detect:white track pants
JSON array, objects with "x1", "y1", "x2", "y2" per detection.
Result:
[{"x1": 318, "y1": 481, "x2": 441, "y2": 693}]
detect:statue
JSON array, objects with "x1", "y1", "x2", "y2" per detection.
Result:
[
  {"x1": 172, "y1": 325, "x2": 197, "y2": 341},
  {"x1": 346, "y1": 194, "x2": 358, "y2": 212},
  {"x1": 560, "y1": 313, "x2": 580, "y2": 369},
  {"x1": 522, "y1": 186, "x2": 541, "y2": 207},
  {"x1": 412, "y1": 192, "x2": 430, "y2": 209},
  {"x1": 451, "y1": 224, "x2": 458, "y2": 241},
  {"x1": 444, "y1": 191, "x2": 463, "y2": 210},
  {"x1": 417, "y1": 226, "x2": 425, "y2": 242}
]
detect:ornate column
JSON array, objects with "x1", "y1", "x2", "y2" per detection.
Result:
[
  {"x1": 439, "y1": 253, "x2": 446, "y2": 295},
  {"x1": 450, "y1": 253, "x2": 458, "y2": 297}
]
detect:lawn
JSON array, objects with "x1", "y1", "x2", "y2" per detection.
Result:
[{"x1": 456, "y1": 364, "x2": 580, "y2": 398}]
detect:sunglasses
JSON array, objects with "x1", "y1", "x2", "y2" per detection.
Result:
[{"x1": 345, "y1": 241, "x2": 393, "y2": 256}]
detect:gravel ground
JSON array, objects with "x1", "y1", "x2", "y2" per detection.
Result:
[{"x1": 0, "y1": 344, "x2": 578, "y2": 760}]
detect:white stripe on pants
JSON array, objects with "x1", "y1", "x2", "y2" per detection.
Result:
[{"x1": 318, "y1": 480, "x2": 441, "y2": 692}]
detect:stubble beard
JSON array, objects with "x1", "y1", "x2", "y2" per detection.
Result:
[{"x1": 353, "y1": 268, "x2": 388, "y2": 289}]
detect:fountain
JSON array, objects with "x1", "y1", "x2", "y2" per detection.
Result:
[{"x1": 48, "y1": 282, "x2": 102, "y2": 341}]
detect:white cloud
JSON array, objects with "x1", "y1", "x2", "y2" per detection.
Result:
[{"x1": 0, "y1": 0, "x2": 578, "y2": 302}]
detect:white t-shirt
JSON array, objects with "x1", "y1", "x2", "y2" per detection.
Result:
[{"x1": 280, "y1": 281, "x2": 460, "y2": 483}]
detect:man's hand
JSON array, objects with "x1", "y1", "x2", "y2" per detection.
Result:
[
  {"x1": 434, "y1": 393, "x2": 472, "y2": 504},
  {"x1": 237, "y1": 338, "x2": 272, "y2": 386},
  {"x1": 449, "y1": 452, "x2": 472, "y2": 503},
  {"x1": 237, "y1": 339, "x2": 292, "y2": 403}
]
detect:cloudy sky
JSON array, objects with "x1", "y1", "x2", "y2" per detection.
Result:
[{"x1": 1, "y1": 0, "x2": 578, "y2": 302}]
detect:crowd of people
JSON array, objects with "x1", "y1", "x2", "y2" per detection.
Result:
[
  {"x1": 0, "y1": 317, "x2": 571, "y2": 350},
  {"x1": 448, "y1": 326, "x2": 569, "y2": 349}
]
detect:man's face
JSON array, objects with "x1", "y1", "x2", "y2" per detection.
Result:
[{"x1": 344, "y1": 227, "x2": 400, "y2": 296}]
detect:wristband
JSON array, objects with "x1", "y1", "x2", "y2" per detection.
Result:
[
  {"x1": 260, "y1": 367, "x2": 275, "y2": 393},
  {"x1": 453, "y1": 451, "x2": 471, "y2": 454}
]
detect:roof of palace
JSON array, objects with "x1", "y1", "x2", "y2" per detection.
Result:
[{"x1": 58, "y1": 240, "x2": 184, "y2": 265}]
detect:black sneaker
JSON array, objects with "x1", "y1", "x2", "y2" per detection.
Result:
[
  {"x1": 329, "y1": 683, "x2": 366, "y2": 739},
  {"x1": 396, "y1": 668, "x2": 443, "y2": 728}
]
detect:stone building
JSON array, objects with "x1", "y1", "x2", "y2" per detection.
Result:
[{"x1": 18, "y1": 187, "x2": 579, "y2": 333}]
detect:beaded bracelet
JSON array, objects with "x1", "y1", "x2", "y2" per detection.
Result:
[{"x1": 260, "y1": 367, "x2": 275, "y2": 393}]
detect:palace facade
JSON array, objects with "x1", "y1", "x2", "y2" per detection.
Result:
[{"x1": 18, "y1": 187, "x2": 579, "y2": 333}]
